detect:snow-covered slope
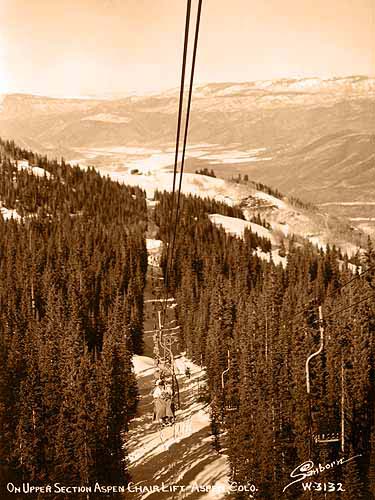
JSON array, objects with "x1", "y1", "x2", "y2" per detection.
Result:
[
  {"x1": 132, "y1": 355, "x2": 155, "y2": 376},
  {"x1": 16, "y1": 159, "x2": 52, "y2": 179},
  {"x1": 127, "y1": 355, "x2": 231, "y2": 499},
  {"x1": 208, "y1": 214, "x2": 275, "y2": 243},
  {"x1": 108, "y1": 169, "x2": 239, "y2": 206},
  {"x1": 105, "y1": 166, "x2": 362, "y2": 257},
  {"x1": 1, "y1": 75, "x2": 373, "y2": 226},
  {"x1": 207, "y1": 214, "x2": 288, "y2": 267}
]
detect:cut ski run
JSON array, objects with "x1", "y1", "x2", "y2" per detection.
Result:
[
  {"x1": 126, "y1": 205, "x2": 230, "y2": 500},
  {"x1": 127, "y1": 359, "x2": 228, "y2": 500}
]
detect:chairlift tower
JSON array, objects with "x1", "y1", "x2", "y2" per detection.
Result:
[{"x1": 305, "y1": 305, "x2": 345, "y2": 453}]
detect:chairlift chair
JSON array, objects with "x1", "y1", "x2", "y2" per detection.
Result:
[{"x1": 313, "y1": 432, "x2": 340, "y2": 444}]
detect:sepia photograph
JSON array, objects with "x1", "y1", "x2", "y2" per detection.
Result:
[{"x1": 0, "y1": 0, "x2": 374, "y2": 498}]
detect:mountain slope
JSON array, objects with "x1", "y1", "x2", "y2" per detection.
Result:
[{"x1": 1, "y1": 75, "x2": 374, "y2": 233}]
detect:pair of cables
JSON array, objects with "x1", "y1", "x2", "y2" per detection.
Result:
[
  {"x1": 160, "y1": 0, "x2": 203, "y2": 331},
  {"x1": 292, "y1": 263, "x2": 375, "y2": 323}
]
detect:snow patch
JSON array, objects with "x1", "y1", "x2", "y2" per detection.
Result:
[
  {"x1": 146, "y1": 238, "x2": 163, "y2": 266},
  {"x1": 82, "y1": 113, "x2": 131, "y2": 124},
  {"x1": 0, "y1": 206, "x2": 21, "y2": 221},
  {"x1": 17, "y1": 160, "x2": 51, "y2": 179},
  {"x1": 254, "y1": 191, "x2": 286, "y2": 209},
  {"x1": 271, "y1": 221, "x2": 290, "y2": 236},
  {"x1": 107, "y1": 170, "x2": 242, "y2": 204},
  {"x1": 307, "y1": 236, "x2": 327, "y2": 251},
  {"x1": 174, "y1": 357, "x2": 190, "y2": 374},
  {"x1": 146, "y1": 198, "x2": 159, "y2": 207},
  {"x1": 194, "y1": 456, "x2": 231, "y2": 499},
  {"x1": 197, "y1": 148, "x2": 271, "y2": 164},
  {"x1": 209, "y1": 213, "x2": 274, "y2": 244},
  {"x1": 128, "y1": 356, "x2": 214, "y2": 467},
  {"x1": 255, "y1": 248, "x2": 287, "y2": 268},
  {"x1": 128, "y1": 153, "x2": 175, "y2": 173},
  {"x1": 132, "y1": 355, "x2": 155, "y2": 376},
  {"x1": 349, "y1": 217, "x2": 375, "y2": 221}
]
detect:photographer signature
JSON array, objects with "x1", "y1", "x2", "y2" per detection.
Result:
[{"x1": 283, "y1": 454, "x2": 362, "y2": 492}]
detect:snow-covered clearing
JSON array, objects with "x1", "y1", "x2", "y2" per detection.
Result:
[
  {"x1": 95, "y1": 156, "x2": 362, "y2": 263},
  {"x1": 208, "y1": 213, "x2": 275, "y2": 244},
  {"x1": 255, "y1": 248, "x2": 287, "y2": 268},
  {"x1": 127, "y1": 238, "x2": 230, "y2": 498},
  {"x1": 144, "y1": 298, "x2": 175, "y2": 304},
  {"x1": 199, "y1": 150, "x2": 272, "y2": 164},
  {"x1": 253, "y1": 191, "x2": 287, "y2": 209},
  {"x1": 74, "y1": 142, "x2": 272, "y2": 170},
  {"x1": 307, "y1": 235, "x2": 327, "y2": 251},
  {"x1": 207, "y1": 214, "x2": 289, "y2": 268},
  {"x1": 17, "y1": 159, "x2": 52, "y2": 179},
  {"x1": 338, "y1": 261, "x2": 360, "y2": 273},
  {"x1": 129, "y1": 153, "x2": 176, "y2": 173},
  {"x1": 146, "y1": 238, "x2": 163, "y2": 251},
  {"x1": 195, "y1": 456, "x2": 231, "y2": 499},
  {"x1": 107, "y1": 170, "x2": 242, "y2": 206},
  {"x1": 146, "y1": 199, "x2": 159, "y2": 208}
]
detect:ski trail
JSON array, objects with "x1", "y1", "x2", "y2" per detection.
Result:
[
  {"x1": 126, "y1": 207, "x2": 230, "y2": 499},
  {"x1": 126, "y1": 358, "x2": 230, "y2": 499}
]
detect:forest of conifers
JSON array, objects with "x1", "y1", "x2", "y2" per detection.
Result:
[
  {"x1": 155, "y1": 192, "x2": 375, "y2": 499},
  {"x1": 0, "y1": 138, "x2": 374, "y2": 499},
  {"x1": 0, "y1": 139, "x2": 147, "y2": 495}
]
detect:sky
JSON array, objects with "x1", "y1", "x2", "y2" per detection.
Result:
[{"x1": 0, "y1": 0, "x2": 374, "y2": 97}]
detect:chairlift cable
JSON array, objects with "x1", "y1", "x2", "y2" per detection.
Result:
[
  {"x1": 152, "y1": 4, "x2": 203, "y2": 493},
  {"x1": 158, "y1": 0, "x2": 192, "y2": 357},
  {"x1": 292, "y1": 263, "x2": 375, "y2": 320},
  {"x1": 170, "y1": 0, "x2": 203, "y2": 266},
  {"x1": 160, "y1": 0, "x2": 202, "y2": 333},
  {"x1": 313, "y1": 292, "x2": 375, "y2": 324},
  {"x1": 163, "y1": 0, "x2": 192, "y2": 294}
]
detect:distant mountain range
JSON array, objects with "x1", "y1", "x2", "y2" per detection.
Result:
[{"x1": 1, "y1": 75, "x2": 374, "y2": 233}]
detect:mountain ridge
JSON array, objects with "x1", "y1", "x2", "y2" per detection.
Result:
[{"x1": 2, "y1": 74, "x2": 374, "y2": 102}]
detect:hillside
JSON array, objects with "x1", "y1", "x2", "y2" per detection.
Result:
[
  {"x1": 0, "y1": 139, "x2": 148, "y2": 492},
  {"x1": 1, "y1": 75, "x2": 374, "y2": 236},
  {"x1": 1, "y1": 139, "x2": 374, "y2": 499},
  {"x1": 100, "y1": 166, "x2": 367, "y2": 258}
]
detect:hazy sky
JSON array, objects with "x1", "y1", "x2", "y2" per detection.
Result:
[{"x1": 0, "y1": 0, "x2": 374, "y2": 96}]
